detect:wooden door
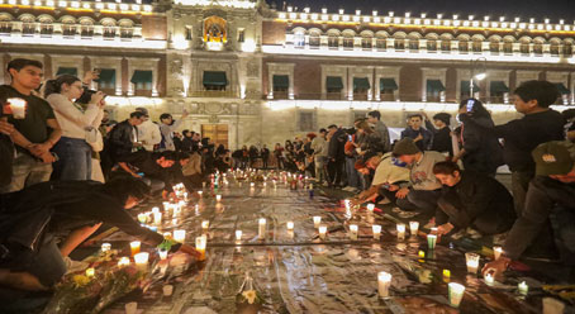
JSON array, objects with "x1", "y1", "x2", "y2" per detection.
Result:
[{"x1": 201, "y1": 124, "x2": 229, "y2": 148}]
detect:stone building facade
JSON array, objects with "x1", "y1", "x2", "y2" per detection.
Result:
[{"x1": 1, "y1": 0, "x2": 574, "y2": 148}]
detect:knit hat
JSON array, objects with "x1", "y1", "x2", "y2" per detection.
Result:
[
  {"x1": 392, "y1": 138, "x2": 421, "y2": 157},
  {"x1": 532, "y1": 141, "x2": 575, "y2": 176}
]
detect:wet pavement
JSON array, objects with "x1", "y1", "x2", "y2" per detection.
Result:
[{"x1": 91, "y1": 174, "x2": 560, "y2": 314}]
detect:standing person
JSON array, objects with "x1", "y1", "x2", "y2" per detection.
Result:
[
  {"x1": 423, "y1": 112, "x2": 453, "y2": 156},
  {"x1": 182, "y1": 146, "x2": 203, "y2": 190},
  {"x1": 180, "y1": 130, "x2": 194, "y2": 152},
  {"x1": 311, "y1": 129, "x2": 329, "y2": 185},
  {"x1": 241, "y1": 145, "x2": 249, "y2": 169},
  {"x1": 0, "y1": 59, "x2": 62, "y2": 193},
  {"x1": 459, "y1": 81, "x2": 565, "y2": 216},
  {"x1": 273, "y1": 143, "x2": 284, "y2": 169},
  {"x1": 327, "y1": 124, "x2": 346, "y2": 188},
  {"x1": 45, "y1": 76, "x2": 105, "y2": 181},
  {"x1": 452, "y1": 99, "x2": 504, "y2": 177},
  {"x1": 400, "y1": 114, "x2": 433, "y2": 151},
  {"x1": 101, "y1": 111, "x2": 145, "y2": 178},
  {"x1": 367, "y1": 110, "x2": 391, "y2": 153},
  {"x1": 260, "y1": 144, "x2": 270, "y2": 169},
  {"x1": 159, "y1": 110, "x2": 188, "y2": 151},
  {"x1": 344, "y1": 128, "x2": 361, "y2": 191},
  {"x1": 135, "y1": 107, "x2": 161, "y2": 152},
  {"x1": 249, "y1": 145, "x2": 259, "y2": 168}
]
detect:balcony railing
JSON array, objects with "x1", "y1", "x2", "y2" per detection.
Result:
[{"x1": 190, "y1": 90, "x2": 237, "y2": 98}]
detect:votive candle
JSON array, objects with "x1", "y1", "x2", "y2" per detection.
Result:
[
  {"x1": 134, "y1": 252, "x2": 149, "y2": 270},
  {"x1": 372, "y1": 224, "x2": 382, "y2": 240},
  {"x1": 350, "y1": 224, "x2": 359, "y2": 240},
  {"x1": 286, "y1": 221, "x2": 294, "y2": 231},
  {"x1": 198, "y1": 191, "x2": 203, "y2": 197},
  {"x1": 130, "y1": 241, "x2": 141, "y2": 256},
  {"x1": 159, "y1": 249, "x2": 168, "y2": 260},
  {"x1": 518, "y1": 281, "x2": 529, "y2": 295},
  {"x1": 493, "y1": 246, "x2": 503, "y2": 260},
  {"x1": 118, "y1": 256, "x2": 130, "y2": 267},
  {"x1": 201, "y1": 220, "x2": 210, "y2": 230},
  {"x1": 396, "y1": 223, "x2": 406, "y2": 240},
  {"x1": 173, "y1": 229, "x2": 186, "y2": 243},
  {"x1": 319, "y1": 224, "x2": 327, "y2": 239},
  {"x1": 367, "y1": 203, "x2": 375, "y2": 214},
  {"x1": 427, "y1": 234, "x2": 437, "y2": 250},
  {"x1": 313, "y1": 216, "x2": 321, "y2": 228},
  {"x1": 258, "y1": 218, "x2": 267, "y2": 238},
  {"x1": 152, "y1": 207, "x2": 160, "y2": 214},
  {"x1": 85, "y1": 267, "x2": 95, "y2": 278},
  {"x1": 465, "y1": 252, "x2": 480, "y2": 274},
  {"x1": 484, "y1": 272, "x2": 494, "y2": 286},
  {"x1": 448, "y1": 282, "x2": 466, "y2": 308},
  {"x1": 195, "y1": 235, "x2": 207, "y2": 261},
  {"x1": 101, "y1": 242, "x2": 111, "y2": 252},
  {"x1": 378, "y1": 271, "x2": 392, "y2": 297},
  {"x1": 409, "y1": 221, "x2": 419, "y2": 236},
  {"x1": 216, "y1": 195, "x2": 222, "y2": 202},
  {"x1": 153, "y1": 212, "x2": 162, "y2": 225},
  {"x1": 235, "y1": 230, "x2": 243, "y2": 241}
]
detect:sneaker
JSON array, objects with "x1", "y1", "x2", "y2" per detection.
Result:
[{"x1": 64, "y1": 256, "x2": 90, "y2": 274}]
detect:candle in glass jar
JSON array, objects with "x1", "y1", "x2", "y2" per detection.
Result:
[
  {"x1": 153, "y1": 212, "x2": 162, "y2": 225},
  {"x1": 448, "y1": 282, "x2": 466, "y2": 308},
  {"x1": 85, "y1": 267, "x2": 95, "y2": 278},
  {"x1": 396, "y1": 223, "x2": 406, "y2": 240},
  {"x1": 201, "y1": 220, "x2": 210, "y2": 230},
  {"x1": 319, "y1": 224, "x2": 327, "y2": 240},
  {"x1": 101, "y1": 242, "x2": 111, "y2": 252},
  {"x1": 518, "y1": 281, "x2": 529, "y2": 295},
  {"x1": 443, "y1": 269, "x2": 451, "y2": 281},
  {"x1": 409, "y1": 221, "x2": 419, "y2": 236},
  {"x1": 427, "y1": 234, "x2": 437, "y2": 250},
  {"x1": 465, "y1": 252, "x2": 480, "y2": 274},
  {"x1": 372, "y1": 224, "x2": 382, "y2": 240},
  {"x1": 134, "y1": 252, "x2": 149, "y2": 270},
  {"x1": 173, "y1": 230, "x2": 186, "y2": 243},
  {"x1": 377, "y1": 271, "x2": 392, "y2": 297},
  {"x1": 118, "y1": 256, "x2": 130, "y2": 267},
  {"x1": 258, "y1": 218, "x2": 267, "y2": 238},
  {"x1": 286, "y1": 221, "x2": 294, "y2": 231},
  {"x1": 493, "y1": 246, "x2": 503, "y2": 260},
  {"x1": 195, "y1": 235, "x2": 207, "y2": 261},
  {"x1": 130, "y1": 241, "x2": 141, "y2": 256},
  {"x1": 367, "y1": 203, "x2": 375, "y2": 214},
  {"x1": 7, "y1": 98, "x2": 27, "y2": 119},
  {"x1": 159, "y1": 249, "x2": 168, "y2": 260},
  {"x1": 198, "y1": 191, "x2": 203, "y2": 197},
  {"x1": 484, "y1": 272, "x2": 494, "y2": 286},
  {"x1": 349, "y1": 224, "x2": 358, "y2": 240},
  {"x1": 152, "y1": 207, "x2": 160, "y2": 214},
  {"x1": 235, "y1": 230, "x2": 243, "y2": 241},
  {"x1": 313, "y1": 216, "x2": 322, "y2": 228},
  {"x1": 216, "y1": 195, "x2": 222, "y2": 202},
  {"x1": 137, "y1": 213, "x2": 148, "y2": 224}
]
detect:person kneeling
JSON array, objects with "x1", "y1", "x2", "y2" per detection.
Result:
[{"x1": 432, "y1": 161, "x2": 516, "y2": 239}]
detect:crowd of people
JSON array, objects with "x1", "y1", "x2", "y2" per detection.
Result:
[{"x1": 1, "y1": 58, "x2": 575, "y2": 300}]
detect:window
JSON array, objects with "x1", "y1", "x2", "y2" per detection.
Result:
[
  {"x1": 426, "y1": 79, "x2": 445, "y2": 102},
  {"x1": 62, "y1": 23, "x2": 76, "y2": 37},
  {"x1": 394, "y1": 38, "x2": 405, "y2": 50},
  {"x1": 380, "y1": 78, "x2": 398, "y2": 101},
  {"x1": 22, "y1": 22, "x2": 35, "y2": 35},
  {"x1": 533, "y1": 42, "x2": 543, "y2": 55},
  {"x1": 460, "y1": 80, "x2": 480, "y2": 99},
  {"x1": 353, "y1": 77, "x2": 370, "y2": 100},
  {"x1": 326, "y1": 76, "x2": 343, "y2": 100},
  {"x1": 309, "y1": 32, "x2": 320, "y2": 47},
  {"x1": 458, "y1": 40, "x2": 469, "y2": 52},
  {"x1": 409, "y1": 39, "x2": 419, "y2": 50},
  {"x1": 426, "y1": 39, "x2": 437, "y2": 51},
  {"x1": 441, "y1": 40, "x2": 451, "y2": 52},
  {"x1": 272, "y1": 75, "x2": 289, "y2": 98},
  {"x1": 299, "y1": 111, "x2": 314, "y2": 131},
  {"x1": 550, "y1": 43, "x2": 560, "y2": 56},
  {"x1": 376, "y1": 37, "x2": 387, "y2": 50},
  {"x1": 237, "y1": 28, "x2": 244, "y2": 43},
  {"x1": 120, "y1": 28, "x2": 133, "y2": 39},
  {"x1": 520, "y1": 42, "x2": 530, "y2": 54},
  {"x1": 343, "y1": 35, "x2": 354, "y2": 48},
  {"x1": 503, "y1": 41, "x2": 513, "y2": 54},
  {"x1": 103, "y1": 26, "x2": 116, "y2": 38},
  {"x1": 294, "y1": 32, "x2": 305, "y2": 48},
  {"x1": 472, "y1": 39, "x2": 482, "y2": 52},
  {"x1": 94, "y1": 69, "x2": 116, "y2": 94},
  {"x1": 203, "y1": 71, "x2": 227, "y2": 91},
  {"x1": 0, "y1": 21, "x2": 12, "y2": 34},
  {"x1": 563, "y1": 43, "x2": 573, "y2": 57},
  {"x1": 490, "y1": 81, "x2": 509, "y2": 103},
  {"x1": 81, "y1": 25, "x2": 93, "y2": 37},
  {"x1": 361, "y1": 37, "x2": 372, "y2": 49},
  {"x1": 131, "y1": 70, "x2": 153, "y2": 96},
  {"x1": 328, "y1": 34, "x2": 339, "y2": 48},
  {"x1": 489, "y1": 41, "x2": 500, "y2": 53},
  {"x1": 40, "y1": 23, "x2": 53, "y2": 35},
  {"x1": 186, "y1": 26, "x2": 193, "y2": 40}
]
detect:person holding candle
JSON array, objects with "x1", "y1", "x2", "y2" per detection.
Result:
[
  {"x1": 431, "y1": 161, "x2": 516, "y2": 239},
  {"x1": 44, "y1": 75, "x2": 106, "y2": 181},
  {"x1": 0, "y1": 177, "x2": 202, "y2": 295},
  {"x1": 0, "y1": 58, "x2": 63, "y2": 193},
  {"x1": 483, "y1": 141, "x2": 575, "y2": 278}
]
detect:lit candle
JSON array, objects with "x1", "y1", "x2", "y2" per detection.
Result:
[
  {"x1": 173, "y1": 229, "x2": 186, "y2": 243},
  {"x1": 377, "y1": 271, "x2": 392, "y2": 297},
  {"x1": 448, "y1": 282, "x2": 466, "y2": 308},
  {"x1": 85, "y1": 267, "x2": 95, "y2": 278},
  {"x1": 286, "y1": 221, "x2": 294, "y2": 231},
  {"x1": 396, "y1": 223, "x2": 406, "y2": 240},
  {"x1": 465, "y1": 252, "x2": 480, "y2": 274},
  {"x1": 372, "y1": 224, "x2": 382, "y2": 240},
  {"x1": 183, "y1": 192, "x2": 189, "y2": 201},
  {"x1": 258, "y1": 218, "x2": 267, "y2": 238},
  {"x1": 198, "y1": 191, "x2": 203, "y2": 197},
  {"x1": 101, "y1": 242, "x2": 111, "y2": 252},
  {"x1": 493, "y1": 246, "x2": 503, "y2": 260},
  {"x1": 235, "y1": 230, "x2": 243, "y2": 241},
  {"x1": 313, "y1": 216, "x2": 322, "y2": 228},
  {"x1": 118, "y1": 256, "x2": 130, "y2": 267},
  {"x1": 484, "y1": 273, "x2": 494, "y2": 286},
  {"x1": 130, "y1": 241, "x2": 141, "y2": 256},
  {"x1": 409, "y1": 221, "x2": 419, "y2": 236},
  {"x1": 344, "y1": 199, "x2": 351, "y2": 210},
  {"x1": 518, "y1": 281, "x2": 529, "y2": 295},
  {"x1": 163, "y1": 285, "x2": 174, "y2": 297},
  {"x1": 153, "y1": 212, "x2": 162, "y2": 225},
  {"x1": 137, "y1": 213, "x2": 148, "y2": 224},
  {"x1": 163, "y1": 232, "x2": 172, "y2": 239},
  {"x1": 152, "y1": 207, "x2": 160, "y2": 214},
  {"x1": 443, "y1": 269, "x2": 451, "y2": 281},
  {"x1": 195, "y1": 235, "x2": 207, "y2": 261},
  {"x1": 159, "y1": 249, "x2": 168, "y2": 260},
  {"x1": 134, "y1": 252, "x2": 149, "y2": 270},
  {"x1": 367, "y1": 203, "x2": 375, "y2": 214},
  {"x1": 427, "y1": 234, "x2": 437, "y2": 250},
  {"x1": 349, "y1": 224, "x2": 358, "y2": 240},
  {"x1": 319, "y1": 224, "x2": 327, "y2": 239},
  {"x1": 201, "y1": 220, "x2": 210, "y2": 230},
  {"x1": 216, "y1": 195, "x2": 222, "y2": 202},
  {"x1": 250, "y1": 182, "x2": 255, "y2": 187},
  {"x1": 418, "y1": 250, "x2": 426, "y2": 258},
  {"x1": 7, "y1": 98, "x2": 27, "y2": 119}
]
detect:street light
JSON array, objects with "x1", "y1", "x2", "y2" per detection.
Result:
[{"x1": 470, "y1": 57, "x2": 487, "y2": 96}]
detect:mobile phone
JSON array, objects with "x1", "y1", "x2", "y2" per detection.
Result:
[
  {"x1": 348, "y1": 135, "x2": 353, "y2": 142},
  {"x1": 466, "y1": 99, "x2": 475, "y2": 112}
]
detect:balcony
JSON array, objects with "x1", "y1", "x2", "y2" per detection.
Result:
[{"x1": 190, "y1": 90, "x2": 237, "y2": 98}]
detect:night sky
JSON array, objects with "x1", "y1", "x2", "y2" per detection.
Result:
[{"x1": 268, "y1": 0, "x2": 575, "y2": 22}]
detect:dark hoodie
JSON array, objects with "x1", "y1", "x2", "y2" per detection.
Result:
[{"x1": 460, "y1": 115, "x2": 504, "y2": 175}]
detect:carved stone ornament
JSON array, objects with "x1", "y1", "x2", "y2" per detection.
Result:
[
  {"x1": 170, "y1": 58, "x2": 184, "y2": 77},
  {"x1": 247, "y1": 60, "x2": 259, "y2": 77}
]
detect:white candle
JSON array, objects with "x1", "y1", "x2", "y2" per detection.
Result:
[
  {"x1": 367, "y1": 203, "x2": 375, "y2": 213},
  {"x1": 163, "y1": 285, "x2": 174, "y2": 297},
  {"x1": 518, "y1": 281, "x2": 529, "y2": 295},
  {"x1": 134, "y1": 252, "x2": 149, "y2": 270},
  {"x1": 409, "y1": 221, "x2": 419, "y2": 236},
  {"x1": 7, "y1": 98, "x2": 26, "y2": 119},
  {"x1": 183, "y1": 192, "x2": 189, "y2": 201},
  {"x1": 349, "y1": 224, "x2": 358, "y2": 240},
  {"x1": 377, "y1": 271, "x2": 392, "y2": 297},
  {"x1": 153, "y1": 212, "x2": 162, "y2": 225},
  {"x1": 372, "y1": 225, "x2": 382, "y2": 240},
  {"x1": 198, "y1": 191, "x2": 203, "y2": 197},
  {"x1": 152, "y1": 207, "x2": 160, "y2": 214},
  {"x1": 344, "y1": 199, "x2": 351, "y2": 210},
  {"x1": 201, "y1": 220, "x2": 210, "y2": 230},
  {"x1": 286, "y1": 221, "x2": 294, "y2": 231},
  {"x1": 130, "y1": 241, "x2": 141, "y2": 256},
  {"x1": 85, "y1": 267, "x2": 95, "y2": 278},
  {"x1": 235, "y1": 230, "x2": 243, "y2": 241},
  {"x1": 118, "y1": 256, "x2": 130, "y2": 267},
  {"x1": 195, "y1": 235, "x2": 207, "y2": 261},
  {"x1": 427, "y1": 234, "x2": 437, "y2": 250},
  {"x1": 159, "y1": 249, "x2": 168, "y2": 260},
  {"x1": 493, "y1": 246, "x2": 503, "y2": 260},
  {"x1": 216, "y1": 195, "x2": 222, "y2": 202},
  {"x1": 484, "y1": 273, "x2": 494, "y2": 286},
  {"x1": 396, "y1": 223, "x2": 406, "y2": 240},
  {"x1": 319, "y1": 224, "x2": 327, "y2": 239},
  {"x1": 258, "y1": 218, "x2": 267, "y2": 238},
  {"x1": 101, "y1": 242, "x2": 111, "y2": 252},
  {"x1": 250, "y1": 182, "x2": 255, "y2": 187},
  {"x1": 313, "y1": 216, "x2": 322, "y2": 228},
  {"x1": 173, "y1": 229, "x2": 186, "y2": 243},
  {"x1": 137, "y1": 213, "x2": 148, "y2": 224},
  {"x1": 465, "y1": 252, "x2": 480, "y2": 274},
  {"x1": 448, "y1": 282, "x2": 466, "y2": 308}
]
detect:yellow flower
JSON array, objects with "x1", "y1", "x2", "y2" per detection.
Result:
[
  {"x1": 72, "y1": 275, "x2": 91, "y2": 287},
  {"x1": 242, "y1": 290, "x2": 257, "y2": 304}
]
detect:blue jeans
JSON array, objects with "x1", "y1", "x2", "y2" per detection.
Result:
[
  {"x1": 52, "y1": 137, "x2": 92, "y2": 181},
  {"x1": 345, "y1": 157, "x2": 360, "y2": 189}
]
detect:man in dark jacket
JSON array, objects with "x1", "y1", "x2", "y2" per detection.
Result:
[
  {"x1": 424, "y1": 112, "x2": 453, "y2": 156},
  {"x1": 116, "y1": 150, "x2": 183, "y2": 194},
  {"x1": 260, "y1": 145, "x2": 270, "y2": 169},
  {"x1": 327, "y1": 124, "x2": 347, "y2": 188},
  {"x1": 400, "y1": 114, "x2": 433, "y2": 151},
  {"x1": 459, "y1": 81, "x2": 565, "y2": 215},
  {"x1": 432, "y1": 161, "x2": 516, "y2": 237},
  {"x1": 101, "y1": 111, "x2": 145, "y2": 179}
]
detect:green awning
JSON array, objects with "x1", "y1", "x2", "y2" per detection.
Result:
[
  {"x1": 56, "y1": 67, "x2": 78, "y2": 77},
  {"x1": 490, "y1": 81, "x2": 509, "y2": 93},
  {"x1": 461, "y1": 80, "x2": 480, "y2": 93},
  {"x1": 273, "y1": 75, "x2": 289, "y2": 88},
  {"x1": 353, "y1": 77, "x2": 370, "y2": 90},
  {"x1": 203, "y1": 71, "x2": 228, "y2": 86},
  {"x1": 554, "y1": 83, "x2": 570, "y2": 95},
  {"x1": 426, "y1": 79, "x2": 445, "y2": 93},
  {"x1": 94, "y1": 69, "x2": 116, "y2": 85},
  {"x1": 380, "y1": 78, "x2": 398, "y2": 91},
  {"x1": 326, "y1": 76, "x2": 343, "y2": 89},
  {"x1": 131, "y1": 70, "x2": 153, "y2": 84}
]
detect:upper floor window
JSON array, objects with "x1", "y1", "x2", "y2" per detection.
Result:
[
  {"x1": 120, "y1": 28, "x2": 133, "y2": 39},
  {"x1": 186, "y1": 26, "x2": 193, "y2": 40},
  {"x1": 237, "y1": 28, "x2": 244, "y2": 43},
  {"x1": 458, "y1": 40, "x2": 469, "y2": 52},
  {"x1": 103, "y1": 26, "x2": 116, "y2": 38},
  {"x1": 489, "y1": 41, "x2": 500, "y2": 53},
  {"x1": 550, "y1": 43, "x2": 560, "y2": 56},
  {"x1": 520, "y1": 42, "x2": 530, "y2": 54},
  {"x1": 0, "y1": 22, "x2": 12, "y2": 34},
  {"x1": 131, "y1": 70, "x2": 153, "y2": 96},
  {"x1": 409, "y1": 39, "x2": 419, "y2": 50},
  {"x1": 533, "y1": 42, "x2": 543, "y2": 55},
  {"x1": 503, "y1": 41, "x2": 513, "y2": 54},
  {"x1": 376, "y1": 37, "x2": 386, "y2": 50},
  {"x1": 328, "y1": 34, "x2": 338, "y2": 48},
  {"x1": 426, "y1": 39, "x2": 437, "y2": 51},
  {"x1": 563, "y1": 43, "x2": 573, "y2": 57},
  {"x1": 361, "y1": 37, "x2": 372, "y2": 49},
  {"x1": 343, "y1": 35, "x2": 354, "y2": 48},
  {"x1": 472, "y1": 39, "x2": 482, "y2": 52},
  {"x1": 441, "y1": 40, "x2": 450, "y2": 52},
  {"x1": 299, "y1": 111, "x2": 314, "y2": 131},
  {"x1": 22, "y1": 22, "x2": 35, "y2": 35},
  {"x1": 294, "y1": 32, "x2": 305, "y2": 48},
  {"x1": 394, "y1": 38, "x2": 405, "y2": 50},
  {"x1": 203, "y1": 71, "x2": 228, "y2": 91},
  {"x1": 309, "y1": 33, "x2": 320, "y2": 47}
]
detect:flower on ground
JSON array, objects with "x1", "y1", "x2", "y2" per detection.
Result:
[
  {"x1": 72, "y1": 275, "x2": 91, "y2": 287},
  {"x1": 242, "y1": 290, "x2": 257, "y2": 304}
]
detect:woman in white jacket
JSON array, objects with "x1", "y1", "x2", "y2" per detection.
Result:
[{"x1": 45, "y1": 75, "x2": 105, "y2": 180}]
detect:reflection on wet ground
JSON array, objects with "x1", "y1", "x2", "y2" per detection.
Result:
[{"x1": 99, "y1": 177, "x2": 547, "y2": 314}]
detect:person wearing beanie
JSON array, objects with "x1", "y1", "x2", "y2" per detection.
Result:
[
  {"x1": 392, "y1": 138, "x2": 447, "y2": 221},
  {"x1": 483, "y1": 141, "x2": 575, "y2": 278},
  {"x1": 423, "y1": 112, "x2": 453, "y2": 156},
  {"x1": 135, "y1": 107, "x2": 161, "y2": 152}
]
